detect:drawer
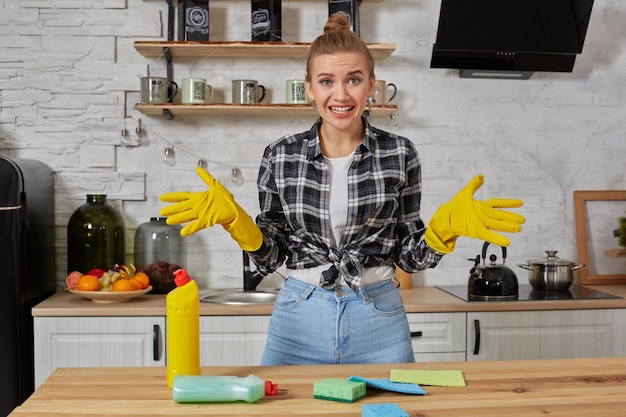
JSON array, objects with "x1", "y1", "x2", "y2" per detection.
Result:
[{"x1": 406, "y1": 312, "x2": 466, "y2": 354}]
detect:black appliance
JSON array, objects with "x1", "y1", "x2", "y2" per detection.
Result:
[
  {"x1": 430, "y1": 0, "x2": 595, "y2": 79},
  {"x1": 438, "y1": 285, "x2": 621, "y2": 302},
  {"x1": 0, "y1": 157, "x2": 56, "y2": 416}
]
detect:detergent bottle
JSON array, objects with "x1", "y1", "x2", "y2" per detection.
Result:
[
  {"x1": 166, "y1": 268, "x2": 200, "y2": 388},
  {"x1": 172, "y1": 374, "x2": 278, "y2": 403}
]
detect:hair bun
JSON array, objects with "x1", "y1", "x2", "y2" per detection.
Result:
[{"x1": 324, "y1": 13, "x2": 352, "y2": 33}]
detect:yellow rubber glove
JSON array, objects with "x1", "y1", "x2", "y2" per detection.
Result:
[
  {"x1": 159, "y1": 167, "x2": 263, "y2": 252},
  {"x1": 424, "y1": 174, "x2": 525, "y2": 254}
]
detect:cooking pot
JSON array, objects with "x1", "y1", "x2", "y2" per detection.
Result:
[
  {"x1": 518, "y1": 250, "x2": 584, "y2": 291},
  {"x1": 467, "y1": 242, "x2": 519, "y2": 301}
]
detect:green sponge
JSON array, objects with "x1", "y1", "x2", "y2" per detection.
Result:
[
  {"x1": 362, "y1": 403, "x2": 409, "y2": 417},
  {"x1": 313, "y1": 378, "x2": 366, "y2": 403}
]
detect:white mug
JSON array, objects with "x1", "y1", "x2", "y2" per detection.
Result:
[
  {"x1": 232, "y1": 79, "x2": 266, "y2": 104},
  {"x1": 371, "y1": 80, "x2": 397, "y2": 105},
  {"x1": 181, "y1": 78, "x2": 213, "y2": 104},
  {"x1": 286, "y1": 79, "x2": 310, "y2": 104}
]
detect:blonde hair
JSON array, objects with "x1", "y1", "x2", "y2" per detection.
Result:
[{"x1": 306, "y1": 14, "x2": 375, "y2": 79}]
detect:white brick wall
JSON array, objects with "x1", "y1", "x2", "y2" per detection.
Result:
[{"x1": 1, "y1": 0, "x2": 624, "y2": 290}]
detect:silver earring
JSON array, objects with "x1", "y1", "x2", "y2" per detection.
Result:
[
  {"x1": 312, "y1": 100, "x2": 318, "y2": 111},
  {"x1": 364, "y1": 97, "x2": 372, "y2": 117}
]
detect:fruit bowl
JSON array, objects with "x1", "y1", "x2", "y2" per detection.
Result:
[{"x1": 68, "y1": 286, "x2": 152, "y2": 303}]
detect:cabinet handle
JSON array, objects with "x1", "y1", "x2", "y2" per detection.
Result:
[
  {"x1": 153, "y1": 324, "x2": 160, "y2": 361},
  {"x1": 473, "y1": 319, "x2": 481, "y2": 355},
  {"x1": 410, "y1": 331, "x2": 423, "y2": 338}
]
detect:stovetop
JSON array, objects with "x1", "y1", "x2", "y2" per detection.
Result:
[{"x1": 437, "y1": 285, "x2": 622, "y2": 302}]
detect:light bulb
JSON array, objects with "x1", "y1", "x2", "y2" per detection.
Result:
[
  {"x1": 388, "y1": 112, "x2": 400, "y2": 129},
  {"x1": 231, "y1": 168, "x2": 244, "y2": 186},
  {"x1": 163, "y1": 146, "x2": 177, "y2": 166},
  {"x1": 120, "y1": 128, "x2": 132, "y2": 146}
]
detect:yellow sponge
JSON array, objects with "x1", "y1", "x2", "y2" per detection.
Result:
[{"x1": 313, "y1": 378, "x2": 366, "y2": 403}]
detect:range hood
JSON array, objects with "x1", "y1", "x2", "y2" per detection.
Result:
[{"x1": 430, "y1": 0, "x2": 595, "y2": 79}]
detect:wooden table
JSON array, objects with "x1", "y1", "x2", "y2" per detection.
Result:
[{"x1": 10, "y1": 357, "x2": 626, "y2": 416}]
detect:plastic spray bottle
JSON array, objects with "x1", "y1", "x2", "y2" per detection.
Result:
[
  {"x1": 166, "y1": 268, "x2": 201, "y2": 388},
  {"x1": 172, "y1": 374, "x2": 278, "y2": 403}
]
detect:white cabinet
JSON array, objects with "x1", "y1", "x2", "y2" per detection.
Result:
[
  {"x1": 34, "y1": 316, "x2": 165, "y2": 388},
  {"x1": 33, "y1": 307, "x2": 626, "y2": 388},
  {"x1": 467, "y1": 309, "x2": 626, "y2": 361},
  {"x1": 407, "y1": 313, "x2": 466, "y2": 362},
  {"x1": 33, "y1": 315, "x2": 270, "y2": 389},
  {"x1": 199, "y1": 316, "x2": 271, "y2": 366}
]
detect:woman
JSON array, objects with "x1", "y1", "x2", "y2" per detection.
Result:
[{"x1": 160, "y1": 14, "x2": 525, "y2": 365}]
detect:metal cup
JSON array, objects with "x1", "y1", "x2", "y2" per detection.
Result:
[
  {"x1": 371, "y1": 80, "x2": 397, "y2": 105},
  {"x1": 140, "y1": 76, "x2": 178, "y2": 103},
  {"x1": 232, "y1": 79, "x2": 266, "y2": 104}
]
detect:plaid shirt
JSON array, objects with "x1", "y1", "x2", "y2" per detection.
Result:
[{"x1": 251, "y1": 119, "x2": 442, "y2": 289}]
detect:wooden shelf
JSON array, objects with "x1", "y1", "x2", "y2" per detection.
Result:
[
  {"x1": 134, "y1": 103, "x2": 398, "y2": 118},
  {"x1": 133, "y1": 41, "x2": 396, "y2": 60}
]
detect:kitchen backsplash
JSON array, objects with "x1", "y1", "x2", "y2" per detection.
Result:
[{"x1": 0, "y1": 1, "x2": 624, "y2": 290}]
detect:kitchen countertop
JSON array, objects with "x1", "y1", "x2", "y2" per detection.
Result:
[
  {"x1": 10, "y1": 357, "x2": 626, "y2": 416},
  {"x1": 33, "y1": 285, "x2": 626, "y2": 317}
]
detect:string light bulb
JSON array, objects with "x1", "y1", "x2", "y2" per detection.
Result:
[
  {"x1": 142, "y1": 124, "x2": 244, "y2": 185},
  {"x1": 163, "y1": 146, "x2": 177, "y2": 166},
  {"x1": 120, "y1": 118, "x2": 142, "y2": 147},
  {"x1": 231, "y1": 168, "x2": 244, "y2": 186}
]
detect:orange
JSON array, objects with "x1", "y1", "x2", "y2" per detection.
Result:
[
  {"x1": 128, "y1": 278, "x2": 143, "y2": 290},
  {"x1": 77, "y1": 275, "x2": 100, "y2": 291},
  {"x1": 133, "y1": 272, "x2": 150, "y2": 289},
  {"x1": 112, "y1": 279, "x2": 135, "y2": 292}
]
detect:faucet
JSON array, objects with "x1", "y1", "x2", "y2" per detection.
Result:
[{"x1": 242, "y1": 251, "x2": 265, "y2": 291}]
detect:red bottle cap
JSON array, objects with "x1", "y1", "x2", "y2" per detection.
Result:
[
  {"x1": 173, "y1": 269, "x2": 191, "y2": 287},
  {"x1": 265, "y1": 380, "x2": 278, "y2": 396}
]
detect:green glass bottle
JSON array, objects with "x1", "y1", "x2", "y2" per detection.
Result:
[{"x1": 67, "y1": 194, "x2": 126, "y2": 274}]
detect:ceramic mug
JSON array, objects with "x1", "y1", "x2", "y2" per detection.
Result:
[
  {"x1": 140, "y1": 76, "x2": 178, "y2": 103},
  {"x1": 181, "y1": 78, "x2": 214, "y2": 104},
  {"x1": 371, "y1": 80, "x2": 397, "y2": 105},
  {"x1": 232, "y1": 79, "x2": 266, "y2": 104},
  {"x1": 286, "y1": 79, "x2": 310, "y2": 104}
]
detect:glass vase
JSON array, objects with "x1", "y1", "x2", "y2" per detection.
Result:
[
  {"x1": 67, "y1": 194, "x2": 126, "y2": 274},
  {"x1": 134, "y1": 217, "x2": 186, "y2": 294}
]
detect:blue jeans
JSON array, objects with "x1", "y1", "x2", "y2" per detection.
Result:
[{"x1": 260, "y1": 278, "x2": 415, "y2": 365}]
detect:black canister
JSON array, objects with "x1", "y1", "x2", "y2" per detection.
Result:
[
  {"x1": 329, "y1": 0, "x2": 362, "y2": 36},
  {"x1": 134, "y1": 217, "x2": 187, "y2": 294},
  {"x1": 67, "y1": 194, "x2": 126, "y2": 274},
  {"x1": 178, "y1": 0, "x2": 209, "y2": 41},
  {"x1": 251, "y1": 0, "x2": 282, "y2": 42}
]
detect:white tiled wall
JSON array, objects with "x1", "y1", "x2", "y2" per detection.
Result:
[{"x1": 1, "y1": 1, "x2": 624, "y2": 290}]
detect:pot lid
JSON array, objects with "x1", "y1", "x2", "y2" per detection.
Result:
[{"x1": 527, "y1": 250, "x2": 576, "y2": 266}]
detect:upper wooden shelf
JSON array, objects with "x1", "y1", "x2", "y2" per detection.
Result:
[
  {"x1": 133, "y1": 41, "x2": 396, "y2": 60},
  {"x1": 134, "y1": 103, "x2": 398, "y2": 119}
]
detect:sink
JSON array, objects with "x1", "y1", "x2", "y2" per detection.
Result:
[{"x1": 200, "y1": 290, "x2": 277, "y2": 305}]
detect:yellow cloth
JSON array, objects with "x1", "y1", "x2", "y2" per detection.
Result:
[
  {"x1": 424, "y1": 174, "x2": 525, "y2": 254},
  {"x1": 390, "y1": 369, "x2": 466, "y2": 387},
  {"x1": 160, "y1": 167, "x2": 263, "y2": 252}
]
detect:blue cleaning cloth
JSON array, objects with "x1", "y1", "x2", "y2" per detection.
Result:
[
  {"x1": 348, "y1": 375, "x2": 427, "y2": 395},
  {"x1": 362, "y1": 403, "x2": 409, "y2": 417}
]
